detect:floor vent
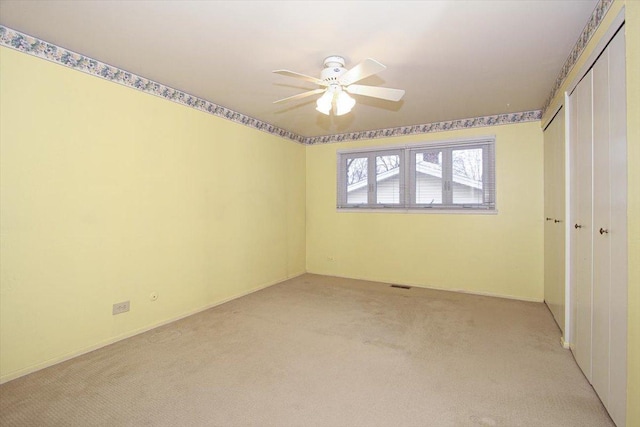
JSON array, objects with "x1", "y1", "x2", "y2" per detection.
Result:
[{"x1": 390, "y1": 284, "x2": 412, "y2": 290}]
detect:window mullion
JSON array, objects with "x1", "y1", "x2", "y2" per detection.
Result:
[
  {"x1": 368, "y1": 153, "x2": 377, "y2": 205},
  {"x1": 442, "y1": 149, "x2": 453, "y2": 205},
  {"x1": 404, "y1": 150, "x2": 412, "y2": 207},
  {"x1": 338, "y1": 154, "x2": 346, "y2": 207},
  {"x1": 485, "y1": 143, "x2": 495, "y2": 207},
  {"x1": 482, "y1": 145, "x2": 489, "y2": 204}
]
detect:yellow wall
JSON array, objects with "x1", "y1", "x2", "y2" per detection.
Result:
[
  {"x1": 306, "y1": 122, "x2": 544, "y2": 301},
  {"x1": 541, "y1": 1, "x2": 638, "y2": 423},
  {"x1": 0, "y1": 47, "x2": 306, "y2": 383}
]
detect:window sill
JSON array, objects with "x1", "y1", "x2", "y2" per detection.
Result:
[{"x1": 336, "y1": 207, "x2": 498, "y2": 215}]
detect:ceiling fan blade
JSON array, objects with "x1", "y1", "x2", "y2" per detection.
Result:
[
  {"x1": 273, "y1": 88, "x2": 326, "y2": 104},
  {"x1": 345, "y1": 84, "x2": 405, "y2": 102},
  {"x1": 338, "y1": 58, "x2": 386, "y2": 86},
  {"x1": 273, "y1": 70, "x2": 328, "y2": 86}
]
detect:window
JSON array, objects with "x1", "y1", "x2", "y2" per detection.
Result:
[{"x1": 337, "y1": 137, "x2": 496, "y2": 212}]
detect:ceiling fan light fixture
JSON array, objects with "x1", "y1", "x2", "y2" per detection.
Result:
[
  {"x1": 316, "y1": 90, "x2": 333, "y2": 115},
  {"x1": 335, "y1": 91, "x2": 356, "y2": 116}
]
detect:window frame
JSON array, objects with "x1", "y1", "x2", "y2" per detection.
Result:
[
  {"x1": 336, "y1": 136, "x2": 497, "y2": 213},
  {"x1": 340, "y1": 149, "x2": 406, "y2": 207}
]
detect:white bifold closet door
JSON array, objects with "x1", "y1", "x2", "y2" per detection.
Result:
[
  {"x1": 543, "y1": 107, "x2": 565, "y2": 334},
  {"x1": 570, "y1": 67, "x2": 593, "y2": 381},
  {"x1": 570, "y1": 27, "x2": 627, "y2": 427},
  {"x1": 592, "y1": 28, "x2": 627, "y2": 425}
]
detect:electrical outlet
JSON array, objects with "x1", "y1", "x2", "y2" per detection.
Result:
[{"x1": 112, "y1": 301, "x2": 130, "y2": 315}]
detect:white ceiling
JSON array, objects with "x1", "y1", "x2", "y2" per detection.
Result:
[{"x1": 0, "y1": 0, "x2": 598, "y2": 138}]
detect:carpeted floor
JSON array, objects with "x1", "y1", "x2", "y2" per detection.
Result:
[{"x1": 0, "y1": 274, "x2": 614, "y2": 426}]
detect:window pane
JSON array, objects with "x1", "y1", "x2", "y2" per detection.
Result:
[
  {"x1": 452, "y1": 148, "x2": 484, "y2": 204},
  {"x1": 346, "y1": 157, "x2": 368, "y2": 204},
  {"x1": 376, "y1": 155, "x2": 400, "y2": 204},
  {"x1": 415, "y1": 151, "x2": 442, "y2": 204}
]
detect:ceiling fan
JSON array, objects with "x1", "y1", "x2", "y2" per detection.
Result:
[{"x1": 273, "y1": 56, "x2": 405, "y2": 116}]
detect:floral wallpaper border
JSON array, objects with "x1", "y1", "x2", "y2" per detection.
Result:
[
  {"x1": 302, "y1": 110, "x2": 542, "y2": 145},
  {"x1": 1, "y1": 25, "x2": 540, "y2": 145},
  {"x1": 541, "y1": 0, "x2": 614, "y2": 114}
]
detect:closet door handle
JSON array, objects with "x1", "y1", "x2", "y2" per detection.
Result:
[
  {"x1": 599, "y1": 228, "x2": 609, "y2": 235},
  {"x1": 554, "y1": 219, "x2": 562, "y2": 223},
  {"x1": 546, "y1": 217, "x2": 554, "y2": 221},
  {"x1": 574, "y1": 224, "x2": 583, "y2": 229}
]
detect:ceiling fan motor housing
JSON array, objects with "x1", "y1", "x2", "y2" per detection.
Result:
[{"x1": 321, "y1": 56, "x2": 347, "y2": 83}]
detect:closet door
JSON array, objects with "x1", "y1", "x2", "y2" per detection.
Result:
[
  {"x1": 543, "y1": 109, "x2": 565, "y2": 332},
  {"x1": 591, "y1": 32, "x2": 611, "y2": 407},
  {"x1": 571, "y1": 70, "x2": 593, "y2": 381},
  {"x1": 569, "y1": 28, "x2": 626, "y2": 426},
  {"x1": 592, "y1": 29, "x2": 627, "y2": 427}
]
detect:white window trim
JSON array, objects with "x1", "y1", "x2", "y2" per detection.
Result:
[{"x1": 337, "y1": 136, "x2": 497, "y2": 213}]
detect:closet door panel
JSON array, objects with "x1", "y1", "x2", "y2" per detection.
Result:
[
  {"x1": 569, "y1": 90, "x2": 579, "y2": 348},
  {"x1": 544, "y1": 110, "x2": 565, "y2": 331},
  {"x1": 573, "y1": 71, "x2": 594, "y2": 380},
  {"x1": 591, "y1": 45, "x2": 611, "y2": 406},
  {"x1": 607, "y1": 29, "x2": 627, "y2": 427},
  {"x1": 554, "y1": 112, "x2": 566, "y2": 332},
  {"x1": 544, "y1": 124, "x2": 555, "y2": 317}
]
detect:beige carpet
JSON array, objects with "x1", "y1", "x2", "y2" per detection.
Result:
[{"x1": 0, "y1": 274, "x2": 614, "y2": 426}]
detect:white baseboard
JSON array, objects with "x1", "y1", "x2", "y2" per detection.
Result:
[
  {"x1": 560, "y1": 337, "x2": 571, "y2": 349},
  {"x1": 0, "y1": 271, "x2": 305, "y2": 385}
]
